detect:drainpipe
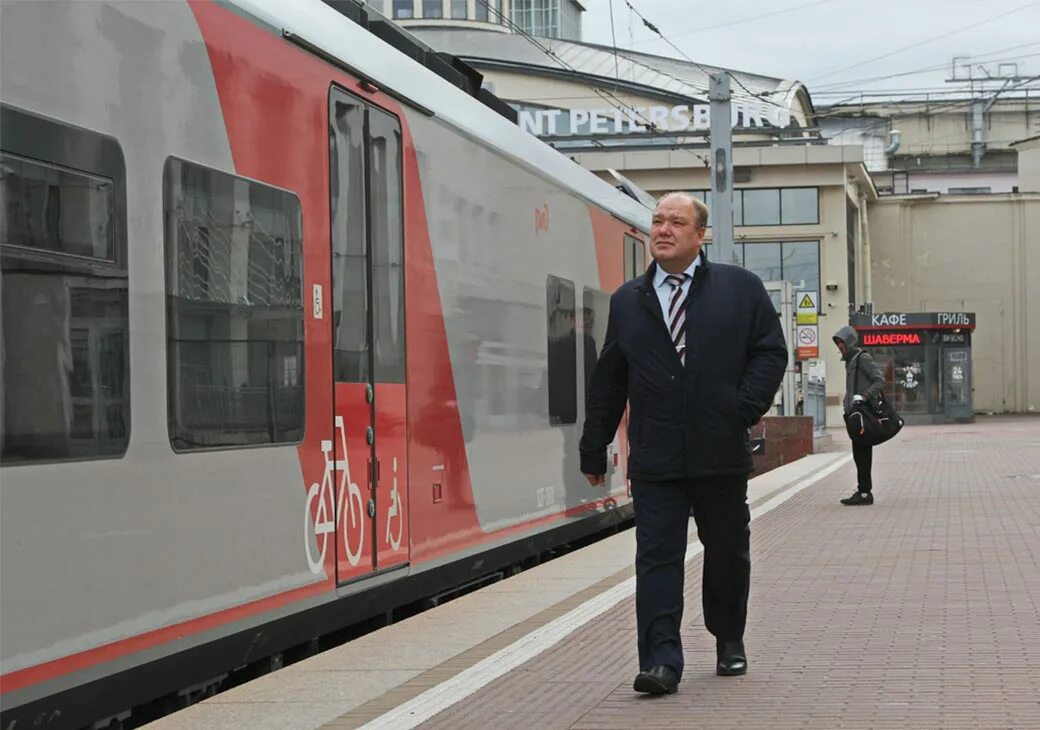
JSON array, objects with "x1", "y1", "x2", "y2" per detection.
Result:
[
  {"x1": 853, "y1": 197, "x2": 864, "y2": 308},
  {"x1": 884, "y1": 130, "x2": 901, "y2": 194},
  {"x1": 885, "y1": 129, "x2": 901, "y2": 156},
  {"x1": 860, "y1": 192, "x2": 873, "y2": 305}
]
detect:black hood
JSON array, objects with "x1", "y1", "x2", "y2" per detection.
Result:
[{"x1": 834, "y1": 325, "x2": 859, "y2": 360}]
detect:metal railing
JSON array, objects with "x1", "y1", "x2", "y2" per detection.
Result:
[{"x1": 804, "y1": 378, "x2": 827, "y2": 434}]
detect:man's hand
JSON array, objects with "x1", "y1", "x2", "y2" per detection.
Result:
[
  {"x1": 584, "y1": 473, "x2": 605, "y2": 486},
  {"x1": 852, "y1": 394, "x2": 865, "y2": 403}
]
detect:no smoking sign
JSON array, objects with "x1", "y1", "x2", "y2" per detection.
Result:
[{"x1": 796, "y1": 324, "x2": 819, "y2": 360}]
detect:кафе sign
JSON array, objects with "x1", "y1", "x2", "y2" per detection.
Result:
[{"x1": 850, "y1": 312, "x2": 976, "y2": 331}]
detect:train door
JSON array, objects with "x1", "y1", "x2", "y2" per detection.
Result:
[{"x1": 329, "y1": 88, "x2": 409, "y2": 584}]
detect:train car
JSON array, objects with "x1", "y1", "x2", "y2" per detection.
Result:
[{"x1": 0, "y1": 1, "x2": 649, "y2": 726}]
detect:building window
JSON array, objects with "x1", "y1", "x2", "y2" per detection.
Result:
[
  {"x1": 513, "y1": 0, "x2": 559, "y2": 37},
  {"x1": 728, "y1": 240, "x2": 821, "y2": 303},
  {"x1": 546, "y1": 274, "x2": 576, "y2": 425},
  {"x1": 716, "y1": 187, "x2": 820, "y2": 227},
  {"x1": 393, "y1": 0, "x2": 414, "y2": 19},
  {"x1": 741, "y1": 188, "x2": 781, "y2": 226},
  {"x1": 781, "y1": 240, "x2": 820, "y2": 294},
  {"x1": 422, "y1": 0, "x2": 443, "y2": 17},
  {"x1": 685, "y1": 189, "x2": 819, "y2": 230},
  {"x1": 476, "y1": 0, "x2": 492, "y2": 21},
  {"x1": 780, "y1": 187, "x2": 819, "y2": 224},
  {"x1": 164, "y1": 159, "x2": 305, "y2": 450},
  {"x1": 743, "y1": 241, "x2": 782, "y2": 282},
  {"x1": 451, "y1": 0, "x2": 467, "y2": 18},
  {"x1": 948, "y1": 186, "x2": 991, "y2": 194},
  {"x1": 1, "y1": 105, "x2": 129, "y2": 464}
]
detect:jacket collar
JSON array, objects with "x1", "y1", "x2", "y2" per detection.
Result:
[{"x1": 638, "y1": 247, "x2": 710, "y2": 294}]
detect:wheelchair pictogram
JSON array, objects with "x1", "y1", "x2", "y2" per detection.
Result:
[{"x1": 385, "y1": 456, "x2": 403, "y2": 551}]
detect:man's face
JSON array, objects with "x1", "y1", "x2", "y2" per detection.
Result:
[
  {"x1": 835, "y1": 339, "x2": 848, "y2": 357},
  {"x1": 651, "y1": 195, "x2": 705, "y2": 267}
]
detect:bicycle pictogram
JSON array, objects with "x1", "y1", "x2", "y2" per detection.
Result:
[{"x1": 305, "y1": 416, "x2": 365, "y2": 574}]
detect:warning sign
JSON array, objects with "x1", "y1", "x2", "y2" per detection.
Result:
[
  {"x1": 796, "y1": 324, "x2": 819, "y2": 360},
  {"x1": 796, "y1": 290, "x2": 818, "y2": 325}
]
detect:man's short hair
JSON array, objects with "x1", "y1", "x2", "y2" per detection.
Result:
[{"x1": 658, "y1": 191, "x2": 709, "y2": 229}]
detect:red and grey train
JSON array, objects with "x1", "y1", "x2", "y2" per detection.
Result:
[{"x1": 0, "y1": 1, "x2": 650, "y2": 726}]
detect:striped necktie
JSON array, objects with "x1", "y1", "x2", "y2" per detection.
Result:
[{"x1": 664, "y1": 273, "x2": 690, "y2": 365}]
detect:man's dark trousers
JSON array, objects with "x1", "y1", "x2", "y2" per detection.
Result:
[
  {"x1": 632, "y1": 474, "x2": 750, "y2": 679},
  {"x1": 853, "y1": 442, "x2": 873, "y2": 492}
]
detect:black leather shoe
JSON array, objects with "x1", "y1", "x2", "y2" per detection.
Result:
[
  {"x1": 716, "y1": 640, "x2": 747, "y2": 676},
  {"x1": 633, "y1": 665, "x2": 679, "y2": 695},
  {"x1": 840, "y1": 491, "x2": 874, "y2": 506}
]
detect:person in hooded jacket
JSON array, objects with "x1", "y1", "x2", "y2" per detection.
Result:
[{"x1": 833, "y1": 325, "x2": 886, "y2": 505}]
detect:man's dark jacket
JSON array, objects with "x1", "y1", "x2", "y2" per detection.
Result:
[{"x1": 579, "y1": 251, "x2": 788, "y2": 481}]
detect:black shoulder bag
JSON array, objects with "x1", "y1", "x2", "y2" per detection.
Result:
[{"x1": 844, "y1": 353, "x2": 904, "y2": 447}]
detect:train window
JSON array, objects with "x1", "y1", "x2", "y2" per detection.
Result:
[
  {"x1": 0, "y1": 105, "x2": 129, "y2": 464},
  {"x1": 581, "y1": 287, "x2": 610, "y2": 394},
  {"x1": 368, "y1": 108, "x2": 406, "y2": 383},
  {"x1": 546, "y1": 275, "x2": 577, "y2": 426},
  {"x1": 623, "y1": 233, "x2": 644, "y2": 280},
  {"x1": 163, "y1": 158, "x2": 304, "y2": 450},
  {"x1": 330, "y1": 95, "x2": 369, "y2": 383},
  {"x1": 330, "y1": 93, "x2": 405, "y2": 385}
]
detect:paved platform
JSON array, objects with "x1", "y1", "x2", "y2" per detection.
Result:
[{"x1": 150, "y1": 417, "x2": 1040, "y2": 730}]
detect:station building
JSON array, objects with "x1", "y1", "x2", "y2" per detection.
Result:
[{"x1": 365, "y1": 0, "x2": 1040, "y2": 420}]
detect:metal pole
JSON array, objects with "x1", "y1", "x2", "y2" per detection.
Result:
[
  {"x1": 709, "y1": 73, "x2": 735, "y2": 266},
  {"x1": 971, "y1": 98, "x2": 984, "y2": 168}
]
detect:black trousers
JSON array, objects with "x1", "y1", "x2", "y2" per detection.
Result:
[
  {"x1": 631, "y1": 476, "x2": 750, "y2": 679},
  {"x1": 853, "y1": 442, "x2": 873, "y2": 493}
]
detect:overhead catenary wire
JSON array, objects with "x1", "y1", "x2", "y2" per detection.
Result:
[
  {"x1": 816, "y1": 75, "x2": 1040, "y2": 139},
  {"x1": 618, "y1": 0, "x2": 793, "y2": 112},
  {"x1": 805, "y1": 0, "x2": 1040, "y2": 83},
  {"x1": 608, "y1": 0, "x2": 620, "y2": 88},
  {"x1": 474, "y1": 0, "x2": 713, "y2": 164},
  {"x1": 630, "y1": 0, "x2": 846, "y2": 45},
  {"x1": 810, "y1": 45, "x2": 1040, "y2": 91},
  {"x1": 467, "y1": 1, "x2": 1035, "y2": 148}
]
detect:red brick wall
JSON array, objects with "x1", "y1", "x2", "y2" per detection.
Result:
[{"x1": 751, "y1": 416, "x2": 814, "y2": 477}]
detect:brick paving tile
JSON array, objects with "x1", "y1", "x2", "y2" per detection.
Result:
[{"x1": 418, "y1": 417, "x2": 1040, "y2": 730}]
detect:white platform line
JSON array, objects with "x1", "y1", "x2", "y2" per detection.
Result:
[{"x1": 360, "y1": 454, "x2": 853, "y2": 730}]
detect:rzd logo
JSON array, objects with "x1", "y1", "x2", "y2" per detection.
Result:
[{"x1": 535, "y1": 204, "x2": 549, "y2": 235}]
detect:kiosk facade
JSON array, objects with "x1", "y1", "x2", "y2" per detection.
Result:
[{"x1": 850, "y1": 312, "x2": 975, "y2": 424}]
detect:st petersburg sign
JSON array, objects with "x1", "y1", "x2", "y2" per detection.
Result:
[{"x1": 517, "y1": 101, "x2": 794, "y2": 137}]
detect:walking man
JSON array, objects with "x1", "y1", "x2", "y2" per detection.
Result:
[
  {"x1": 580, "y1": 192, "x2": 787, "y2": 695},
  {"x1": 833, "y1": 326, "x2": 886, "y2": 505}
]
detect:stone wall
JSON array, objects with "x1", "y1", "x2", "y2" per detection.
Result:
[{"x1": 751, "y1": 416, "x2": 814, "y2": 477}]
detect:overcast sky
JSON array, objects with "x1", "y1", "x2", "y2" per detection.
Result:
[{"x1": 579, "y1": 0, "x2": 1040, "y2": 102}]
